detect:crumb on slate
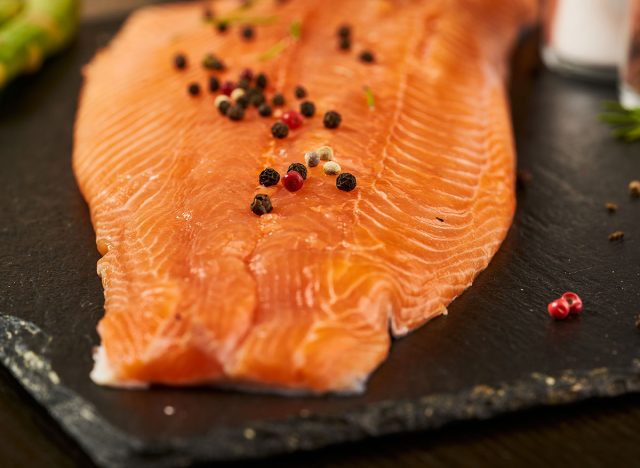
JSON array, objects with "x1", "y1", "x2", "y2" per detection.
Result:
[
  {"x1": 608, "y1": 230, "x2": 625, "y2": 241},
  {"x1": 605, "y1": 202, "x2": 618, "y2": 213},
  {"x1": 629, "y1": 180, "x2": 640, "y2": 198},
  {"x1": 516, "y1": 169, "x2": 532, "y2": 190}
]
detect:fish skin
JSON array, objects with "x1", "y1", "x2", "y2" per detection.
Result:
[{"x1": 73, "y1": 0, "x2": 536, "y2": 393}]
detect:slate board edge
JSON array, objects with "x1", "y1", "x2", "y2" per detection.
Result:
[{"x1": 1, "y1": 314, "x2": 639, "y2": 468}]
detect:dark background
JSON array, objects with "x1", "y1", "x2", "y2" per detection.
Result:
[{"x1": 1, "y1": 1, "x2": 639, "y2": 467}]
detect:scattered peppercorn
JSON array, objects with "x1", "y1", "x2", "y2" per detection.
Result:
[
  {"x1": 271, "y1": 122, "x2": 289, "y2": 138},
  {"x1": 231, "y1": 88, "x2": 246, "y2": 101},
  {"x1": 287, "y1": 162, "x2": 308, "y2": 180},
  {"x1": 241, "y1": 25, "x2": 255, "y2": 40},
  {"x1": 339, "y1": 37, "x2": 351, "y2": 50},
  {"x1": 202, "y1": 54, "x2": 225, "y2": 71},
  {"x1": 217, "y1": 21, "x2": 229, "y2": 33},
  {"x1": 174, "y1": 53, "x2": 187, "y2": 70},
  {"x1": 547, "y1": 298, "x2": 570, "y2": 320},
  {"x1": 258, "y1": 103, "x2": 272, "y2": 117},
  {"x1": 251, "y1": 194, "x2": 273, "y2": 216},
  {"x1": 227, "y1": 105, "x2": 245, "y2": 121},
  {"x1": 282, "y1": 110, "x2": 303, "y2": 130},
  {"x1": 209, "y1": 76, "x2": 220, "y2": 93},
  {"x1": 249, "y1": 91, "x2": 265, "y2": 107},
  {"x1": 240, "y1": 68, "x2": 254, "y2": 82},
  {"x1": 317, "y1": 146, "x2": 334, "y2": 161},
  {"x1": 561, "y1": 292, "x2": 583, "y2": 315},
  {"x1": 336, "y1": 172, "x2": 357, "y2": 191},
  {"x1": 300, "y1": 101, "x2": 315, "y2": 117},
  {"x1": 436, "y1": 217, "x2": 444, "y2": 222},
  {"x1": 337, "y1": 24, "x2": 351, "y2": 38},
  {"x1": 283, "y1": 171, "x2": 304, "y2": 192},
  {"x1": 256, "y1": 73, "x2": 268, "y2": 89},
  {"x1": 605, "y1": 202, "x2": 618, "y2": 213},
  {"x1": 629, "y1": 180, "x2": 640, "y2": 198},
  {"x1": 294, "y1": 85, "x2": 307, "y2": 99},
  {"x1": 272, "y1": 93, "x2": 285, "y2": 106},
  {"x1": 218, "y1": 100, "x2": 231, "y2": 115},
  {"x1": 323, "y1": 111, "x2": 342, "y2": 129},
  {"x1": 359, "y1": 50, "x2": 375, "y2": 63},
  {"x1": 304, "y1": 151, "x2": 320, "y2": 167},
  {"x1": 187, "y1": 82, "x2": 201, "y2": 96},
  {"x1": 259, "y1": 167, "x2": 280, "y2": 186},
  {"x1": 221, "y1": 81, "x2": 235, "y2": 96},
  {"x1": 237, "y1": 78, "x2": 251, "y2": 90},
  {"x1": 203, "y1": 7, "x2": 213, "y2": 21},
  {"x1": 608, "y1": 230, "x2": 625, "y2": 241},
  {"x1": 323, "y1": 161, "x2": 341, "y2": 175},
  {"x1": 214, "y1": 94, "x2": 231, "y2": 108},
  {"x1": 236, "y1": 95, "x2": 250, "y2": 109}
]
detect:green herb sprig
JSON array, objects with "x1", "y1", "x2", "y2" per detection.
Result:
[
  {"x1": 363, "y1": 85, "x2": 375, "y2": 110},
  {"x1": 599, "y1": 101, "x2": 640, "y2": 142},
  {"x1": 259, "y1": 20, "x2": 302, "y2": 62}
]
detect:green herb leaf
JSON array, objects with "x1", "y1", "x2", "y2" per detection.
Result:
[
  {"x1": 599, "y1": 101, "x2": 640, "y2": 143},
  {"x1": 363, "y1": 85, "x2": 375, "y2": 110},
  {"x1": 289, "y1": 20, "x2": 302, "y2": 40}
]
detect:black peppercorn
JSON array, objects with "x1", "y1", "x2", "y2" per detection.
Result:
[
  {"x1": 250, "y1": 92, "x2": 266, "y2": 107},
  {"x1": 271, "y1": 93, "x2": 285, "y2": 106},
  {"x1": 287, "y1": 162, "x2": 307, "y2": 180},
  {"x1": 209, "y1": 76, "x2": 220, "y2": 93},
  {"x1": 337, "y1": 24, "x2": 351, "y2": 38},
  {"x1": 336, "y1": 173, "x2": 356, "y2": 192},
  {"x1": 227, "y1": 105, "x2": 245, "y2": 121},
  {"x1": 237, "y1": 77, "x2": 251, "y2": 90},
  {"x1": 188, "y1": 82, "x2": 201, "y2": 96},
  {"x1": 294, "y1": 85, "x2": 307, "y2": 99},
  {"x1": 202, "y1": 53, "x2": 225, "y2": 70},
  {"x1": 299, "y1": 101, "x2": 315, "y2": 117},
  {"x1": 251, "y1": 194, "x2": 273, "y2": 216},
  {"x1": 236, "y1": 95, "x2": 250, "y2": 109},
  {"x1": 271, "y1": 122, "x2": 289, "y2": 138},
  {"x1": 174, "y1": 53, "x2": 187, "y2": 70},
  {"x1": 255, "y1": 73, "x2": 268, "y2": 89},
  {"x1": 258, "y1": 103, "x2": 272, "y2": 117},
  {"x1": 339, "y1": 37, "x2": 351, "y2": 50},
  {"x1": 217, "y1": 21, "x2": 228, "y2": 33},
  {"x1": 259, "y1": 167, "x2": 280, "y2": 186},
  {"x1": 323, "y1": 110, "x2": 342, "y2": 129},
  {"x1": 241, "y1": 25, "x2": 255, "y2": 40},
  {"x1": 218, "y1": 100, "x2": 231, "y2": 115},
  {"x1": 359, "y1": 50, "x2": 375, "y2": 63}
]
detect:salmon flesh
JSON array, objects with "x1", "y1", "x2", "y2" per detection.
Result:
[{"x1": 73, "y1": 0, "x2": 536, "y2": 393}]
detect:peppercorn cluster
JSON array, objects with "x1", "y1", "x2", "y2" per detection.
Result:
[{"x1": 251, "y1": 145, "x2": 357, "y2": 216}]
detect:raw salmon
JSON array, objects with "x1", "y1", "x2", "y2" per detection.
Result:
[{"x1": 73, "y1": 0, "x2": 536, "y2": 393}]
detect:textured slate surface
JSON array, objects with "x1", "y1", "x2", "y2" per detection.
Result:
[{"x1": 0, "y1": 12, "x2": 639, "y2": 468}]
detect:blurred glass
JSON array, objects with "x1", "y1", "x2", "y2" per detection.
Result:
[
  {"x1": 620, "y1": 0, "x2": 640, "y2": 108},
  {"x1": 542, "y1": 0, "x2": 628, "y2": 82}
]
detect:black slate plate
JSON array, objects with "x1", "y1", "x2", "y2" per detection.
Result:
[{"x1": 1, "y1": 12, "x2": 640, "y2": 468}]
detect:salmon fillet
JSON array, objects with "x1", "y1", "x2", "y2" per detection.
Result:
[{"x1": 73, "y1": 0, "x2": 536, "y2": 393}]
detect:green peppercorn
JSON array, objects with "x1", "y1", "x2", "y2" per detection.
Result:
[
  {"x1": 258, "y1": 103, "x2": 272, "y2": 117},
  {"x1": 300, "y1": 101, "x2": 315, "y2": 117},
  {"x1": 336, "y1": 172, "x2": 356, "y2": 191},
  {"x1": 316, "y1": 146, "x2": 334, "y2": 161},
  {"x1": 323, "y1": 111, "x2": 342, "y2": 129},
  {"x1": 251, "y1": 194, "x2": 273, "y2": 216},
  {"x1": 294, "y1": 85, "x2": 307, "y2": 99},
  {"x1": 217, "y1": 21, "x2": 229, "y2": 33},
  {"x1": 272, "y1": 122, "x2": 289, "y2": 138},
  {"x1": 323, "y1": 161, "x2": 341, "y2": 175},
  {"x1": 202, "y1": 53, "x2": 225, "y2": 71},
  {"x1": 227, "y1": 105, "x2": 245, "y2": 121},
  {"x1": 259, "y1": 168, "x2": 280, "y2": 186},
  {"x1": 287, "y1": 162, "x2": 307, "y2": 180},
  {"x1": 272, "y1": 93, "x2": 285, "y2": 106}
]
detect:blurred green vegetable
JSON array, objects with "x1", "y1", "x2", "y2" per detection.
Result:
[{"x1": 0, "y1": 0, "x2": 80, "y2": 88}]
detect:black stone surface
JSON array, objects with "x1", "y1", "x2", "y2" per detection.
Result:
[{"x1": 0, "y1": 13, "x2": 639, "y2": 468}]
